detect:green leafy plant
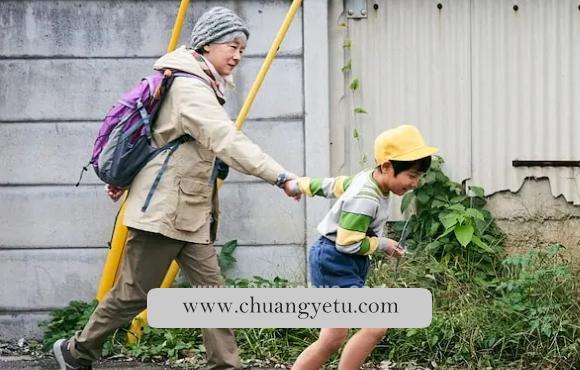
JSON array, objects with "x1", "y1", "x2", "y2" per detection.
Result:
[
  {"x1": 339, "y1": 21, "x2": 368, "y2": 168},
  {"x1": 398, "y1": 157, "x2": 504, "y2": 280},
  {"x1": 218, "y1": 239, "x2": 238, "y2": 272},
  {"x1": 366, "y1": 159, "x2": 579, "y2": 369},
  {"x1": 39, "y1": 299, "x2": 98, "y2": 351},
  {"x1": 367, "y1": 245, "x2": 580, "y2": 369}
]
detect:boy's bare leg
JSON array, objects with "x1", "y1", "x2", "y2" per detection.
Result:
[
  {"x1": 291, "y1": 328, "x2": 348, "y2": 370},
  {"x1": 337, "y1": 328, "x2": 388, "y2": 370}
]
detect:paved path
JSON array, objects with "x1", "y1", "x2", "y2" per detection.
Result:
[{"x1": 0, "y1": 356, "x2": 272, "y2": 369}]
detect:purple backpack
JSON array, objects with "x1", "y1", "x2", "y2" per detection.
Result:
[{"x1": 77, "y1": 69, "x2": 210, "y2": 211}]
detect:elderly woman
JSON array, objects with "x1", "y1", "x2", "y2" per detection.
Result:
[{"x1": 53, "y1": 7, "x2": 295, "y2": 370}]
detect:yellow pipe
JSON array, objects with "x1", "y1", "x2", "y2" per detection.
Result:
[
  {"x1": 166, "y1": 0, "x2": 191, "y2": 53},
  {"x1": 127, "y1": 0, "x2": 303, "y2": 343},
  {"x1": 235, "y1": 0, "x2": 303, "y2": 129},
  {"x1": 127, "y1": 261, "x2": 178, "y2": 343},
  {"x1": 99, "y1": 0, "x2": 191, "y2": 305},
  {"x1": 125, "y1": 0, "x2": 191, "y2": 344},
  {"x1": 127, "y1": 310, "x2": 148, "y2": 344},
  {"x1": 96, "y1": 193, "x2": 128, "y2": 301}
]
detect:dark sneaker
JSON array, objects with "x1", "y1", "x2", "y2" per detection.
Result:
[{"x1": 52, "y1": 339, "x2": 93, "y2": 370}]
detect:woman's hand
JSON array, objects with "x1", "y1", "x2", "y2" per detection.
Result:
[
  {"x1": 283, "y1": 179, "x2": 302, "y2": 201},
  {"x1": 105, "y1": 184, "x2": 124, "y2": 202}
]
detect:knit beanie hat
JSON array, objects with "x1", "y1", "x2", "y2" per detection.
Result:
[{"x1": 189, "y1": 7, "x2": 250, "y2": 51}]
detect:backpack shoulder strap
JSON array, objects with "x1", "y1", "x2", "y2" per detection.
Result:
[{"x1": 170, "y1": 70, "x2": 226, "y2": 105}]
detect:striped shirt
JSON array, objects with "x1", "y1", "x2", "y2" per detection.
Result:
[{"x1": 297, "y1": 170, "x2": 390, "y2": 255}]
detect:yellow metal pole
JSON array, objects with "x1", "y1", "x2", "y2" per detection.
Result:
[
  {"x1": 127, "y1": 261, "x2": 179, "y2": 343},
  {"x1": 234, "y1": 0, "x2": 303, "y2": 130},
  {"x1": 96, "y1": 193, "x2": 128, "y2": 301},
  {"x1": 127, "y1": 0, "x2": 303, "y2": 343},
  {"x1": 125, "y1": 0, "x2": 191, "y2": 344},
  {"x1": 98, "y1": 0, "x2": 192, "y2": 305},
  {"x1": 167, "y1": 0, "x2": 191, "y2": 53}
]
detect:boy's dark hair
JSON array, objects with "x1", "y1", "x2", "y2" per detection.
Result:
[{"x1": 391, "y1": 156, "x2": 432, "y2": 176}]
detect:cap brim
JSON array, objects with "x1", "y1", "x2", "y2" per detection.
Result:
[{"x1": 391, "y1": 146, "x2": 439, "y2": 161}]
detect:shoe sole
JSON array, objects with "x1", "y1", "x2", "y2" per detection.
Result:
[{"x1": 52, "y1": 339, "x2": 67, "y2": 370}]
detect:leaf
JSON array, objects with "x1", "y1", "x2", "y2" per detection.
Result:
[
  {"x1": 349, "y1": 78, "x2": 360, "y2": 91},
  {"x1": 431, "y1": 199, "x2": 447, "y2": 208},
  {"x1": 219, "y1": 240, "x2": 238, "y2": 271},
  {"x1": 400, "y1": 191, "x2": 415, "y2": 212},
  {"x1": 222, "y1": 239, "x2": 238, "y2": 254},
  {"x1": 353, "y1": 107, "x2": 367, "y2": 114},
  {"x1": 218, "y1": 255, "x2": 237, "y2": 271},
  {"x1": 465, "y1": 208, "x2": 485, "y2": 221},
  {"x1": 450, "y1": 195, "x2": 467, "y2": 204},
  {"x1": 343, "y1": 38, "x2": 352, "y2": 48},
  {"x1": 469, "y1": 185, "x2": 485, "y2": 197},
  {"x1": 471, "y1": 235, "x2": 495, "y2": 253},
  {"x1": 439, "y1": 212, "x2": 459, "y2": 229},
  {"x1": 454, "y1": 223, "x2": 474, "y2": 247},
  {"x1": 429, "y1": 221, "x2": 440, "y2": 237},
  {"x1": 415, "y1": 191, "x2": 430, "y2": 204},
  {"x1": 436, "y1": 227, "x2": 455, "y2": 240},
  {"x1": 341, "y1": 59, "x2": 352, "y2": 73},
  {"x1": 352, "y1": 128, "x2": 359, "y2": 139},
  {"x1": 448, "y1": 203, "x2": 465, "y2": 211}
]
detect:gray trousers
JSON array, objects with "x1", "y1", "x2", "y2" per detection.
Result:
[{"x1": 70, "y1": 228, "x2": 241, "y2": 370}]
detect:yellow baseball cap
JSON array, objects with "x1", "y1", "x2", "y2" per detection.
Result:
[{"x1": 374, "y1": 125, "x2": 439, "y2": 164}]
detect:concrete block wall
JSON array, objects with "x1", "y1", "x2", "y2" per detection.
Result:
[{"x1": 0, "y1": 0, "x2": 325, "y2": 339}]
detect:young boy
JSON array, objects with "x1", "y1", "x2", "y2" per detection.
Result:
[{"x1": 285, "y1": 124, "x2": 438, "y2": 370}]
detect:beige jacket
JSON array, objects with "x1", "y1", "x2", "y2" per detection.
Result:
[{"x1": 124, "y1": 46, "x2": 286, "y2": 243}]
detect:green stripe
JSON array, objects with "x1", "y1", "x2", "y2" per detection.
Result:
[
  {"x1": 357, "y1": 238, "x2": 370, "y2": 255},
  {"x1": 343, "y1": 176, "x2": 353, "y2": 191},
  {"x1": 339, "y1": 211, "x2": 372, "y2": 233},
  {"x1": 310, "y1": 178, "x2": 325, "y2": 196}
]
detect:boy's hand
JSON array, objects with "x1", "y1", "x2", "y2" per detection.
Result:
[
  {"x1": 105, "y1": 184, "x2": 124, "y2": 202},
  {"x1": 283, "y1": 179, "x2": 302, "y2": 201},
  {"x1": 384, "y1": 238, "x2": 405, "y2": 257}
]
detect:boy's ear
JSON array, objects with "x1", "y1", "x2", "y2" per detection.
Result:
[{"x1": 380, "y1": 161, "x2": 393, "y2": 174}]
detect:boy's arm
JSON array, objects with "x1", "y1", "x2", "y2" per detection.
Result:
[
  {"x1": 288, "y1": 176, "x2": 353, "y2": 199},
  {"x1": 335, "y1": 196, "x2": 388, "y2": 255}
]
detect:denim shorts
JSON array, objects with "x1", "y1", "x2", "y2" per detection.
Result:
[{"x1": 309, "y1": 236, "x2": 370, "y2": 288}]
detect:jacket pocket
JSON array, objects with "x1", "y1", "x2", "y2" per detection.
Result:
[{"x1": 174, "y1": 178, "x2": 212, "y2": 232}]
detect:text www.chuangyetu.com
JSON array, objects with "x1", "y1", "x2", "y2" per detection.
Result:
[{"x1": 181, "y1": 296, "x2": 398, "y2": 320}]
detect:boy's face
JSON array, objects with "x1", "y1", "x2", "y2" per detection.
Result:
[{"x1": 376, "y1": 162, "x2": 422, "y2": 196}]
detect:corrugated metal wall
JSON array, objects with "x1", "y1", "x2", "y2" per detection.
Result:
[
  {"x1": 330, "y1": 0, "x2": 580, "y2": 210},
  {"x1": 471, "y1": 0, "x2": 580, "y2": 204}
]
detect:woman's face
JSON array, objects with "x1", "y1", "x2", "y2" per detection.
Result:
[{"x1": 203, "y1": 39, "x2": 246, "y2": 76}]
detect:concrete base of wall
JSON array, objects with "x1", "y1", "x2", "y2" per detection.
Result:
[{"x1": 487, "y1": 178, "x2": 580, "y2": 263}]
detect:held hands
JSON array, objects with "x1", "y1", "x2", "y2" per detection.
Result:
[
  {"x1": 384, "y1": 238, "x2": 405, "y2": 258},
  {"x1": 105, "y1": 184, "x2": 124, "y2": 202},
  {"x1": 283, "y1": 177, "x2": 302, "y2": 201}
]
